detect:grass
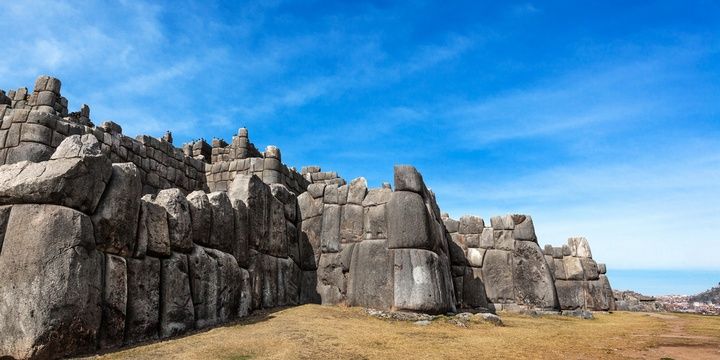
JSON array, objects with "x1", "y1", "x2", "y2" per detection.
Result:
[{"x1": 90, "y1": 305, "x2": 720, "y2": 360}]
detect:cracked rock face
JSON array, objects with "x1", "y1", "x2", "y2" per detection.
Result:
[
  {"x1": 0, "y1": 204, "x2": 103, "y2": 359},
  {"x1": 0, "y1": 135, "x2": 112, "y2": 213}
]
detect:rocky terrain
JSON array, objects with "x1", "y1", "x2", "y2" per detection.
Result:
[
  {"x1": 614, "y1": 285, "x2": 720, "y2": 315},
  {"x1": 0, "y1": 76, "x2": 616, "y2": 359}
]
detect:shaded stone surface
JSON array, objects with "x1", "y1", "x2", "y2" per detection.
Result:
[
  {"x1": 160, "y1": 252, "x2": 195, "y2": 338},
  {"x1": 92, "y1": 163, "x2": 142, "y2": 256},
  {"x1": 126, "y1": 256, "x2": 161, "y2": 344},
  {"x1": 481, "y1": 249, "x2": 515, "y2": 303},
  {"x1": 187, "y1": 191, "x2": 212, "y2": 247},
  {"x1": 188, "y1": 246, "x2": 218, "y2": 329},
  {"x1": 348, "y1": 240, "x2": 394, "y2": 309},
  {"x1": 0, "y1": 205, "x2": 102, "y2": 359},
  {"x1": 137, "y1": 196, "x2": 171, "y2": 257},
  {"x1": 100, "y1": 254, "x2": 128, "y2": 349}
]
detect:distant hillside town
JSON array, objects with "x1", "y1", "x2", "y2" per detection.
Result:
[{"x1": 615, "y1": 284, "x2": 720, "y2": 315}]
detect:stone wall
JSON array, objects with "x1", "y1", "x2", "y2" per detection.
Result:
[
  {"x1": 297, "y1": 165, "x2": 456, "y2": 314},
  {"x1": 204, "y1": 135, "x2": 310, "y2": 195},
  {"x1": 542, "y1": 238, "x2": 616, "y2": 311},
  {"x1": 0, "y1": 76, "x2": 309, "y2": 195},
  {"x1": 0, "y1": 76, "x2": 618, "y2": 359},
  {"x1": 444, "y1": 214, "x2": 559, "y2": 312},
  {"x1": 0, "y1": 134, "x2": 305, "y2": 358}
]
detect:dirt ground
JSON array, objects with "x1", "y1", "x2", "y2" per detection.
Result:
[{"x1": 87, "y1": 305, "x2": 720, "y2": 360}]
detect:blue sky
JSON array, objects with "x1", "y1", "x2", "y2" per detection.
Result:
[{"x1": 1, "y1": 1, "x2": 719, "y2": 286}]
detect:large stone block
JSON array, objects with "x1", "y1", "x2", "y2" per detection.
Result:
[
  {"x1": 5, "y1": 142, "x2": 55, "y2": 164},
  {"x1": 568, "y1": 237, "x2": 593, "y2": 258},
  {"x1": 208, "y1": 191, "x2": 235, "y2": 253},
  {"x1": 125, "y1": 256, "x2": 161, "y2": 344},
  {"x1": 599, "y1": 274, "x2": 615, "y2": 311},
  {"x1": 553, "y1": 258, "x2": 567, "y2": 280},
  {"x1": 462, "y1": 267, "x2": 490, "y2": 310},
  {"x1": 299, "y1": 215, "x2": 322, "y2": 270},
  {"x1": 512, "y1": 215, "x2": 536, "y2": 241},
  {"x1": 0, "y1": 205, "x2": 102, "y2": 359},
  {"x1": 270, "y1": 184, "x2": 297, "y2": 221},
  {"x1": 298, "y1": 191, "x2": 323, "y2": 220},
  {"x1": 466, "y1": 247, "x2": 486, "y2": 268},
  {"x1": 92, "y1": 163, "x2": 142, "y2": 256},
  {"x1": 347, "y1": 240, "x2": 394, "y2": 309},
  {"x1": 598, "y1": 263, "x2": 607, "y2": 274},
  {"x1": 278, "y1": 257, "x2": 301, "y2": 306},
  {"x1": 386, "y1": 191, "x2": 431, "y2": 249},
  {"x1": 563, "y1": 256, "x2": 585, "y2": 281},
  {"x1": 459, "y1": 215, "x2": 484, "y2": 234},
  {"x1": 581, "y1": 258, "x2": 600, "y2": 280},
  {"x1": 586, "y1": 280, "x2": 610, "y2": 311},
  {"x1": 555, "y1": 280, "x2": 586, "y2": 310},
  {"x1": 100, "y1": 254, "x2": 128, "y2": 349},
  {"x1": 362, "y1": 187, "x2": 392, "y2": 207},
  {"x1": 137, "y1": 196, "x2": 171, "y2": 257},
  {"x1": 0, "y1": 144, "x2": 112, "y2": 213},
  {"x1": 160, "y1": 253, "x2": 195, "y2": 338},
  {"x1": 443, "y1": 217, "x2": 459, "y2": 233},
  {"x1": 340, "y1": 203, "x2": 364, "y2": 243},
  {"x1": 393, "y1": 165, "x2": 425, "y2": 193},
  {"x1": 512, "y1": 241, "x2": 558, "y2": 309},
  {"x1": 490, "y1": 215, "x2": 515, "y2": 230},
  {"x1": 316, "y1": 253, "x2": 346, "y2": 305},
  {"x1": 187, "y1": 191, "x2": 212, "y2": 247},
  {"x1": 207, "y1": 249, "x2": 243, "y2": 321},
  {"x1": 493, "y1": 230, "x2": 514, "y2": 251},
  {"x1": 479, "y1": 228, "x2": 494, "y2": 249},
  {"x1": 232, "y1": 199, "x2": 250, "y2": 268},
  {"x1": 229, "y1": 175, "x2": 271, "y2": 252},
  {"x1": 320, "y1": 204, "x2": 341, "y2": 253},
  {"x1": 264, "y1": 196, "x2": 288, "y2": 257},
  {"x1": 347, "y1": 177, "x2": 368, "y2": 205},
  {"x1": 188, "y1": 246, "x2": 218, "y2": 329},
  {"x1": 154, "y1": 189, "x2": 193, "y2": 253},
  {"x1": 393, "y1": 249, "x2": 455, "y2": 314},
  {"x1": 363, "y1": 203, "x2": 387, "y2": 240},
  {"x1": 481, "y1": 249, "x2": 515, "y2": 303}
]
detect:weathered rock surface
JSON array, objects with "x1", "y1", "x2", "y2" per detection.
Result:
[
  {"x1": 92, "y1": 163, "x2": 142, "y2": 256},
  {"x1": 481, "y1": 249, "x2": 515, "y2": 303},
  {"x1": 137, "y1": 195, "x2": 171, "y2": 257},
  {"x1": 393, "y1": 249, "x2": 455, "y2": 314},
  {"x1": 188, "y1": 246, "x2": 218, "y2": 329},
  {"x1": 512, "y1": 241, "x2": 558, "y2": 309},
  {"x1": 386, "y1": 191, "x2": 430, "y2": 249},
  {"x1": 208, "y1": 191, "x2": 235, "y2": 253},
  {"x1": 160, "y1": 252, "x2": 195, "y2": 338},
  {"x1": 100, "y1": 254, "x2": 128, "y2": 349},
  {"x1": 126, "y1": 256, "x2": 161, "y2": 344},
  {"x1": 187, "y1": 191, "x2": 212, "y2": 247},
  {"x1": 154, "y1": 189, "x2": 193, "y2": 253},
  {"x1": 0, "y1": 138, "x2": 112, "y2": 213},
  {"x1": 347, "y1": 240, "x2": 394, "y2": 309},
  {"x1": 0, "y1": 205, "x2": 102, "y2": 359}
]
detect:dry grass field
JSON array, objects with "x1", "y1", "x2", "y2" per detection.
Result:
[{"x1": 89, "y1": 305, "x2": 720, "y2": 360}]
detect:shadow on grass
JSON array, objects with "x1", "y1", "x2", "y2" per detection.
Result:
[{"x1": 85, "y1": 306, "x2": 301, "y2": 358}]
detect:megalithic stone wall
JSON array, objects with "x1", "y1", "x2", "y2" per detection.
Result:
[
  {"x1": 443, "y1": 214, "x2": 558, "y2": 312},
  {"x1": 0, "y1": 76, "x2": 618, "y2": 359},
  {"x1": 297, "y1": 165, "x2": 456, "y2": 314},
  {"x1": 542, "y1": 238, "x2": 616, "y2": 311},
  {"x1": 0, "y1": 134, "x2": 305, "y2": 358}
]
